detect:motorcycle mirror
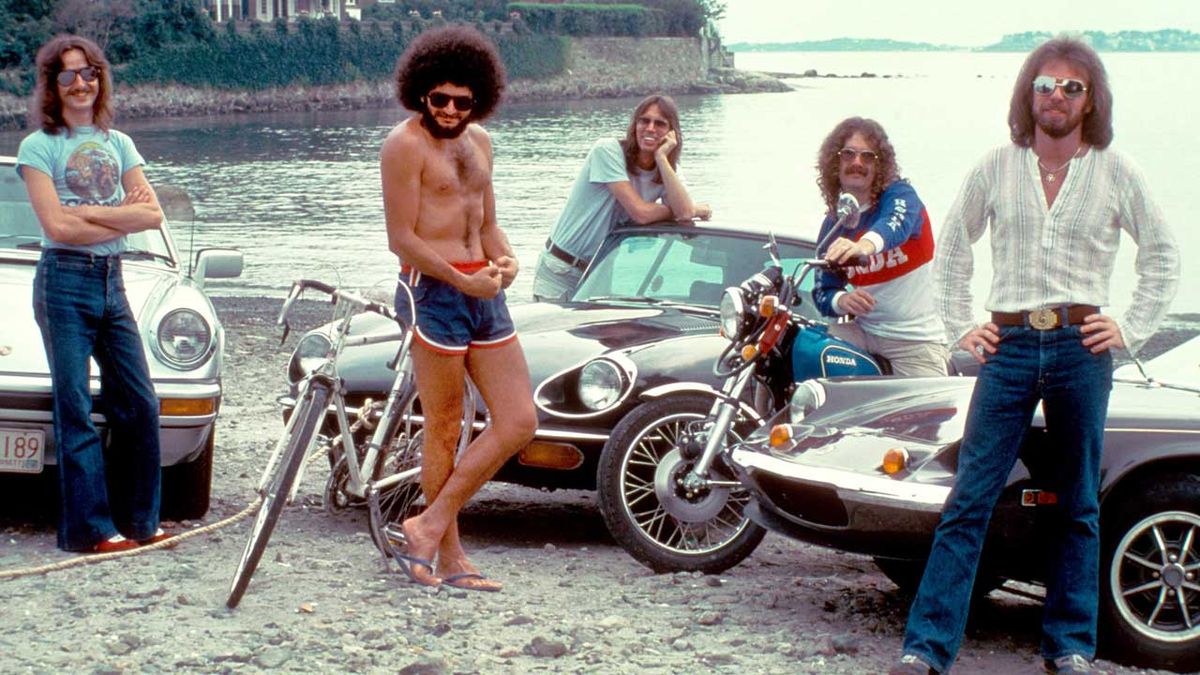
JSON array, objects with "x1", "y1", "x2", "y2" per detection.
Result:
[{"x1": 763, "y1": 232, "x2": 782, "y2": 267}]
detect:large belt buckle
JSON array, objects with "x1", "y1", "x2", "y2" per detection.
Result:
[{"x1": 1028, "y1": 308, "x2": 1059, "y2": 330}]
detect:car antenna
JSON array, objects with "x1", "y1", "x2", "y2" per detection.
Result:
[{"x1": 157, "y1": 184, "x2": 196, "y2": 276}]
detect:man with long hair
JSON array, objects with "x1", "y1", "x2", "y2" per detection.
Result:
[
  {"x1": 892, "y1": 37, "x2": 1179, "y2": 675},
  {"x1": 381, "y1": 25, "x2": 536, "y2": 592},
  {"x1": 811, "y1": 117, "x2": 948, "y2": 376},
  {"x1": 17, "y1": 34, "x2": 169, "y2": 553},
  {"x1": 531, "y1": 94, "x2": 712, "y2": 301}
]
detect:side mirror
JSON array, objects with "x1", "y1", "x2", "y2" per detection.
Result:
[{"x1": 192, "y1": 248, "x2": 244, "y2": 291}]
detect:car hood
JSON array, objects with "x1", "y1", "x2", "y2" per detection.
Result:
[{"x1": 0, "y1": 260, "x2": 173, "y2": 376}]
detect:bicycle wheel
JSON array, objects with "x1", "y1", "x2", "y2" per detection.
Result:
[
  {"x1": 226, "y1": 384, "x2": 330, "y2": 609},
  {"x1": 366, "y1": 391, "x2": 427, "y2": 555}
]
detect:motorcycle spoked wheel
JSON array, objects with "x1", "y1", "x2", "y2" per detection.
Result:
[{"x1": 598, "y1": 394, "x2": 766, "y2": 574}]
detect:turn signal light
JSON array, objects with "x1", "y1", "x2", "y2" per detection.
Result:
[
  {"x1": 518, "y1": 442, "x2": 584, "y2": 470},
  {"x1": 881, "y1": 447, "x2": 910, "y2": 475},
  {"x1": 759, "y1": 295, "x2": 779, "y2": 318},
  {"x1": 160, "y1": 398, "x2": 216, "y2": 416},
  {"x1": 741, "y1": 344, "x2": 759, "y2": 361},
  {"x1": 769, "y1": 424, "x2": 792, "y2": 448}
]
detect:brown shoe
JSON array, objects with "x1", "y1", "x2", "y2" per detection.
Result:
[
  {"x1": 91, "y1": 536, "x2": 139, "y2": 554},
  {"x1": 889, "y1": 654, "x2": 938, "y2": 675}
]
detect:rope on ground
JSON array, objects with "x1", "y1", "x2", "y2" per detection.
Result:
[{"x1": 0, "y1": 496, "x2": 263, "y2": 581}]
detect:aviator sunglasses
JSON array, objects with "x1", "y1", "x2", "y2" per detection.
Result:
[
  {"x1": 1032, "y1": 75, "x2": 1088, "y2": 99},
  {"x1": 426, "y1": 92, "x2": 474, "y2": 111},
  {"x1": 838, "y1": 148, "x2": 878, "y2": 163},
  {"x1": 637, "y1": 116, "x2": 670, "y2": 130},
  {"x1": 56, "y1": 66, "x2": 100, "y2": 87}
]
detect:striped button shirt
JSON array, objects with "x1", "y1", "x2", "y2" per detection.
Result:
[{"x1": 934, "y1": 144, "x2": 1179, "y2": 355}]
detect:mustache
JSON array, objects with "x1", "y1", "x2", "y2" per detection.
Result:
[
  {"x1": 65, "y1": 86, "x2": 93, "y2": 96},
  {"x1": 844, "y1": 166, "x2": 869, "y2": 176}
]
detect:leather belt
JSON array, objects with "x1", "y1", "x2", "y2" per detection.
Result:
[
  {"x1": 991, "y1": 304, "x2": 1099, "y2": 330},
  {"x1": 545, "y1": 238, "x2": 588, "y2": 272}
]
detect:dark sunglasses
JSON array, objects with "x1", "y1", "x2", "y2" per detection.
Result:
[
  {"x1": 838, "y1": 148, "x2": 878, "y2": 164},
  {"x1": 1032, "y1": 75, "x2": 1088, "y2": 99},
  {"x1": 637, "y1": 116, "x2": 670, "y2": 131},
  {"x1": 56, "y1": 66, "x2": 100, "y2": 87},
  {"x1": 426, "y1": 92, "x2": 474, "y2": 111}
]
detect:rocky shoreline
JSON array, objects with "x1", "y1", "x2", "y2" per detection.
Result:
[{"x1": 0, "y1": 69, "x2": 791, "y2": 132}]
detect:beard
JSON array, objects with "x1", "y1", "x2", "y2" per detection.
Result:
[
  {"x1": 1035, "y1": 104, "x2": 1085, "y2": 139},
  {"x1": 421, "y1": 109, "x2": 470, "y2": 139}
]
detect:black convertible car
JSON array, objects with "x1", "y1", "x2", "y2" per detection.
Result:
[
  {"x1": 729, "y1": 339, "x2": 1200, "y2": 671},
  {"x1": 282, "y1": 221, "x2": 820, "y2": 567}
]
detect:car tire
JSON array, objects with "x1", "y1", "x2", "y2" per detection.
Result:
[
  {"x1": 597, "y1": 394, "x2": 765, "y2": 574},
  {"x1": 161, "y1": 430, "x2": 214, "y2": 521},
  {"x1": 1100, "y1": 473, "x2": 1200, "y2": 672}
]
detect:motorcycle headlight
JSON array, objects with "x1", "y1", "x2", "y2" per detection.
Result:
[
  {"x1": 288, "y1": 332, "x2": 332, "y2": 383},
  {"x1": 788, "y1": 380, "x2": 826, "y2": 422},
  {"x1": 156, "y1": 309, "x2": 212, "y2": 368},
  {"x1": 719, "y1": 287, "x2": 748, "y2": 340},
  {"x1": 578, "y1": 359, "x2": 625, "y2": 411}
]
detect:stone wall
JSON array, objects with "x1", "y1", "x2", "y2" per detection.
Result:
[{"x1": 507, "y1": 37, "x2": 708, "y2": 100}]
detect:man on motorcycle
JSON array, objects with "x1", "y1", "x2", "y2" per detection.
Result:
[{"x1": 811, "y1": 117, "x2": 950, "y2": 376}]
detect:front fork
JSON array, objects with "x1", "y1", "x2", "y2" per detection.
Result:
[{"x1": 679, "y1": 367, "x2": 756, "y2": 493}]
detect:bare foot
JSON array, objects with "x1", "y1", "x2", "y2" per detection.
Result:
[
  {"x1": 398, "y1": 517, "x2": 442, "y2": 587},
  {"x1": 437, "y1": 557, "x2": 503, "y2": 592}
]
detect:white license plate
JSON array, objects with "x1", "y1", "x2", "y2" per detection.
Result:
[{"x1": 0, "y1": 428, "x2": 44, "y2": 474}]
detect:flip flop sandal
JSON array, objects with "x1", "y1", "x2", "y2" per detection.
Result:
[{"x1": 442, "y1": 572, "x2": 502, "y2": 593}]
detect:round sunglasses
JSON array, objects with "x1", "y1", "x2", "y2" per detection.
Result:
[
  {"x1": 426, "y1": 92, "x2": 474, "y2": 111},
  {"x1": 56, "y1": 66, "x2": 100, "y2": 87}
]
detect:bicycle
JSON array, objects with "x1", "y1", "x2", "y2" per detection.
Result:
[{"x1": 225, "y1": 279, "x2": 477, "y2": 608}]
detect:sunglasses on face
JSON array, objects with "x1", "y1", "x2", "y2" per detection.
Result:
[
  {"x1": 56, "y1": 66, "x2": 100, "y2": 87},
  {"x1": 637, "y1": 116, "x2": 670, "y2": 131},
  {"x1": 426, "y1": 92, "x2": 474, "y2": 111},
  {"x1": 1032, "y1": 75, "x2": 1088, "y2": 99},
  {"x1": 838, "y1": 148, "x2": 878, "y2": 164}
]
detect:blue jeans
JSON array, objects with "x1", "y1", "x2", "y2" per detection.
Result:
[
  {"x1": 901, "y1": 325, "x2": 1111, "y2": 671},
  {"x1": 33, "y1": 250, "x2": 161, "y2": 551}
]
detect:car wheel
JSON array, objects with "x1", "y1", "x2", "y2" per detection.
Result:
[
  {"x1": 161, "y1": 430, "x2": 214, "y2": 521},
  {"x1": 1100, "y1": 474, "x2": 1200, "y2": 671},
  {"x1": 597, "y1": 393, "x2": 765, "y2": 574}
]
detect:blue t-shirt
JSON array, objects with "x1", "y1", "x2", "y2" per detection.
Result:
[
  {"x1": 16, "y1": 127, "x2": 145, "y2": 255},
  {"x1": 547, "y1": 138, "x2": 667, "y2": 262}
]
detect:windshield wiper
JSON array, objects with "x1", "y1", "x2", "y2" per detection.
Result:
[{"x1": 120, "y1": 249, "x2": 176, "y2": 266}]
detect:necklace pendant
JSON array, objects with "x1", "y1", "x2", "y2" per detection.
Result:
[{"x1": 1046, "y1": 173, "x2": 1055, "y2": 183}]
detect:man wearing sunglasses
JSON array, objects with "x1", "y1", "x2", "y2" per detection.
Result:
[
  {"x1": 531, "y1": 94, "x2": 712, "y2": 301},
  {"x1": 380, "y1": 26, "x2": 536, "y2": 592},
  {"x1": 811, "y1": 117, "x2": 949, "y2": 377},
  {"x1": 892, "y1": 37, "x2": 1179, "y2": 675},
  {"x1": 16, "y1": 34, "x2": 168, "y2": 554}
]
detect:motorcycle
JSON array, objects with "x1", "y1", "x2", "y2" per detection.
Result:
[{"x1": 598, "y1": 194, "x2": 889, "y2": 573}]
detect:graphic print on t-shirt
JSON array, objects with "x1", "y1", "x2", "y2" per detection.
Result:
[{"x1": 65, "y1": 141, "x2": 120, "y2": 203}]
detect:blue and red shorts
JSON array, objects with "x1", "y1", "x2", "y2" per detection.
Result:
[{"x1": 395, "y1": 261, "x2": 518, "y2": 355}]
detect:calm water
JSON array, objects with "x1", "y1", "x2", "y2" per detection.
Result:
[{"x1": 2, "y1": 51, "x2": 1195, "y2": 314}]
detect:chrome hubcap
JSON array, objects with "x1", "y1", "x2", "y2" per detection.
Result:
[{"x1": 1111, "y1": 510, "x2": 1200, "y2": 642}]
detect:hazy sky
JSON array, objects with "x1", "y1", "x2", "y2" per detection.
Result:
[{"x1": 717, "y1": 0, "x2": 1199, "y2": 46}]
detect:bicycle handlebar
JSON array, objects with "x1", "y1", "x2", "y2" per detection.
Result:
[{"x1": 278, "y1": 279, "x2": 398, "y2": 326}]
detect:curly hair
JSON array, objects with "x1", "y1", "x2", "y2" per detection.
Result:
[
  {"x1": 31, "y1": 34, "x2": 114, "y2": 134},
  {"x1": 1008, "y1": 35, "x2": 1113, "y2": 149},
  {"x1": 394, "y1": 25, "x2": 506, "y2": 121},
  {"x1": 619, "y1": 94, "x2": 682, "y2": 184},
  {"x1": 815, "y1": 117, "x2": 898, "y2": 214}
]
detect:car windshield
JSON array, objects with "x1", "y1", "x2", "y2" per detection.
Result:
[
  {"x1": 0, "y1": 166, "x2": 172, "y2": 258},
  {"x1": 573, "y1": 229, "x2": 821, "y2": 319}
]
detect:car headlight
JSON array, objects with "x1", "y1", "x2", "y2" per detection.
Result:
[
  {"x1": 156, "y1": 309, "x2": 213, "y2": 368},
  {"x1": 288, "y1": 333, "x2": 332, "y2": 383},
  {"x1": 578, "y1": 359, "x2": 624, "y2": 411},
  {"x1": 719, "y1": 287, "x2": 749, "y2": 340},
  {"x1": 788, "y1": 380, "x2": 826, "y2": 422}
]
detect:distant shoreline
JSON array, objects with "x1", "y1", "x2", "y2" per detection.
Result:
[{"x1": 0, "y1": 69, "x2": 790, "y2": 133}]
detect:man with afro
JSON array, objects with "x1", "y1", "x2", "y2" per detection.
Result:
[{"x1": 380, "y1": 25, "x2": 536, "y2": 592}]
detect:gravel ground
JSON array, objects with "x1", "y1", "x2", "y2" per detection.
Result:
[{"x1": 0, "y1": 298, "x2": 1194, "y2": 674}]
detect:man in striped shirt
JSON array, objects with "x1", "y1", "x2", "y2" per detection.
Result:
[{"x1": 892, "y1": 37, "x2": 1180, "y2": 675}]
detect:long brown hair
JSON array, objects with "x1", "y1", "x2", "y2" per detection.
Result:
[
  {"x1": 31, "y1": 34, "x2": 114, "y2": 134},
  {"x1": 1008, "y1": 35, "x2": 1113, "y2": 149},
  {"x1": 620, "y1": 94, "x2": 682, "y2": 184},
  {"x1": 815, "y1": 117, "x2": 898, "y2": 214}
]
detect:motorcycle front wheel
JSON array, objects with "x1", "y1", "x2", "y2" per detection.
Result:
[{"x1": 597, "y1": 394, "x2": 765, "y2": 574}]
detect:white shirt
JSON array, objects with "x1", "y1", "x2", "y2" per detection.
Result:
[{"x1": 934, "y1": 144, "x2": 1179, "y2": 355}]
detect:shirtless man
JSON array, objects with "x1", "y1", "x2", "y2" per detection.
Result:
[{"x1": 380, "y1": 26, "x2": 537, "y2": 592}]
